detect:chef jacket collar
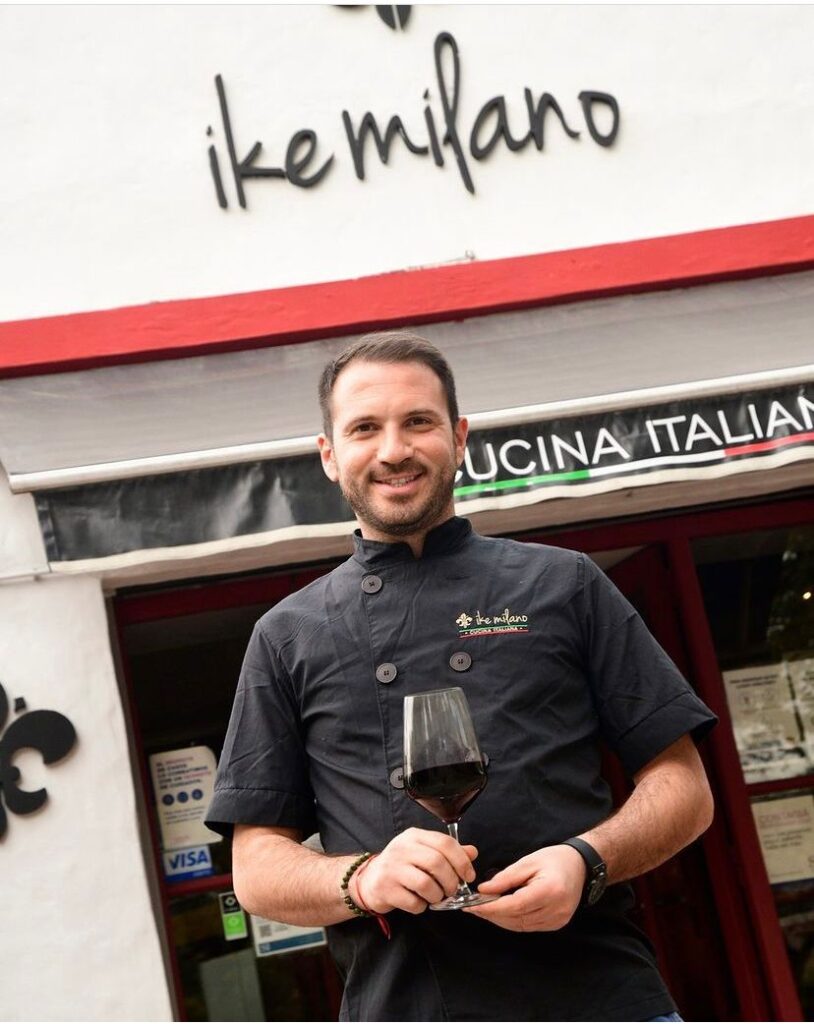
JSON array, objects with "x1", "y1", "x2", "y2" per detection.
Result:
[{"x1": 352, "y1": 516, "x2": 472, "y2": 568}]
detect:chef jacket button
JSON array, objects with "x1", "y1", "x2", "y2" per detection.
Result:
[
  {"x1": 375, "y1": 663, "x2": 398, "y2": 684},
  {"x1": 449, "y1": 651, "x2": 472, "y2": 672},
  {"x1": 361, "y1": 575, "x2": 383, "y2": 594},
  {"x1": 389, "y1": 766, "x2": 405, "y2": 789}
]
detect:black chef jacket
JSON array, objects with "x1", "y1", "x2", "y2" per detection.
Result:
[{"x1": 207, "y1": 517, "x2": 717, "y2": 1022}]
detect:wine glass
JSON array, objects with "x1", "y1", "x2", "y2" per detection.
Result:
[{"x1": 403, "y1": 687, "x2": 499, "y2": 910}]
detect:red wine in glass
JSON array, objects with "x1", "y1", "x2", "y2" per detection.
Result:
[
  {"x1": 405, "y1": 761, "x2": 487, "y2": 823},
  {"x1": 403, "y1": 687, "x2": 499, "y2": 910}
]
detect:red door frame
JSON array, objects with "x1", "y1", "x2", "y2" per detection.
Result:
[{"x1": 113, "y1": 493, "x2": 813, "y2": 1021}]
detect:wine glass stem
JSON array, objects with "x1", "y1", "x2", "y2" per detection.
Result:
[{"x1": 446, "y1": 821, "x2": 475, "y2": 898}]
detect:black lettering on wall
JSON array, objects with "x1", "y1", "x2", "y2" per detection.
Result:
[
  {"x1": 0, "y1": 681, "x2": 77, "y2": 839},
  {"x1": 524, "y1": 90, "x2": 580, "y2": 148},
  {"x1": 578, "y1": 90, "x2": 620, "y2": 146},
  {"x1": 434, "y1": 31, "x2": 474, "y2": 194},
  {"x1": 206, "y1": 32, "x2": 621, "y2": 208},
  {"x1": 342, "y1": 111, "x2": 428, "y2": 180},
  {"x1": 206, "y1": 126, "x2": 228, "y2": 209},
  {"x1": 469, "y1": 96, "x2": 529, "y2": 160},
  {"x1": 285, "y1": 130, "x2": 334, "y2": 188},
  {"x1": 423, "y1": 90, "x2": 445, "y2": 167},
  {"x1": 430, "y1": 32, "x2": 475, "y2": 192},
  {"x1": 215, "y1": 74, "x2": 285, "y2": 209}
]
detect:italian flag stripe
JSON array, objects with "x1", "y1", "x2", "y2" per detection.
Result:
[{"x1": 724, "y1": 429, "x2": 814, "y2": 457}]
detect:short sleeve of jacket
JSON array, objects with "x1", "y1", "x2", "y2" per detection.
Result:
[
  {"x1": 205, "y1": 622, "x2": 317, "y2": 838},
  {"x1": 580, "y1": 553, "x2": 717, "y2": 776}
]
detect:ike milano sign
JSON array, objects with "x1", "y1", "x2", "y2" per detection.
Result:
[{"x1": 205, "y1": 9, "x2": 621, "y2": 209}]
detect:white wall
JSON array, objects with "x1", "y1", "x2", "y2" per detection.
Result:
[
  {"x1": 0, "y1": 466, "x2": 48, "y2": 579},
  {"x1": 1, "y1": 5, "x2": 813, "y2": 321},
  {"x1": 0, "y1": 570, "x2": 172, "y2": 1021}
]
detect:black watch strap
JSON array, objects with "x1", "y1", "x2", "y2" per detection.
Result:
[{"x1": 561, "y1": 837, "x2": 608, "y2": 907}]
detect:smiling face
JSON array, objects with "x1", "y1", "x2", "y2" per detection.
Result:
[{"x1": 318, "y1": 359, "x2": 468, "y2": 551}]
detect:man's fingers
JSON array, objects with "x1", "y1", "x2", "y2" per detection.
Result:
[
  {"x1": 463, "y1": 847, "x2": 587, "y2": 931},
  {"x1": 411, "y1": 828, "x2": 478, "y2": 860},
  {"x1": 467, "y1": 886, "x2": 532, "y2": 917},
  {"x1": 393, "y1": 888, "x2": 431, "y2": 915},
  {"x1": 475, "y1": 858, "x2": 535, "y2": 894},
  {"x1": 465, "y1": 879, "x2": 557, "y2": 931},
  {"x1": 359, "y1": 862, "x2": 437, "y2": 914},
  {"x1": 401, "y1": 866, "x2": 446, "y2": 906},
  {"x1": 411, "y1": 831, "x2": 477, "y2": 884},
  {"x1": 362, "y1": 828, "x2": 480, "y2": 913},
  {"x1": 408, "y1": 837, "x2": 477, "y2": 892}
]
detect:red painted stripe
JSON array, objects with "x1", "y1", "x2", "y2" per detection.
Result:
[
  {"x1": 2, "y1": 214, "x2": 814, "y2": 379},
  {"x1": 725, "y1": 430, "x2": 814, "y2": 457}
]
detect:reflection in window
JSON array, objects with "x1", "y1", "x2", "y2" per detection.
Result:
[
  {"x1": 696, "y1": 527, "x2": 814, "y2": 783},
  {"x1": 696, "y1": 524, "x2": 814, "y2": 1018}
]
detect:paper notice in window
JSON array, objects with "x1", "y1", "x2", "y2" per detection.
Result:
[
  {"x1": 752, "y1": 793, "x2": 814, "y2": 885},
  {"x1": 722, "y1": 664, "x2": 808, "y2": 783},
  {"x1": 788, "y1": 659, "x2": 814, "y2": 764},
  {"x1": 250, "y1": 916, "x2": 326, "y2": 958},
  {"x1": 149, "y1": 745, "x2": 222, "y2": 851}
]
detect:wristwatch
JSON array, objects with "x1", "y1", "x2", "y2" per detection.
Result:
[{"x1": 561, "y1": 837, "x2": 608, "y2": 907}]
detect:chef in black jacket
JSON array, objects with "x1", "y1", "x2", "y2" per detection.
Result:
[{"x1": 207, "y1": 332, "x2": 716, "y2": 1022}]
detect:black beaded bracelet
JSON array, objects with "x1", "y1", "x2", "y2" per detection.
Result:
[{"x1": 341, "y1": 851, "x2": 374, "y2": 917}]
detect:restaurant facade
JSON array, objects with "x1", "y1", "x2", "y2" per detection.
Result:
[{"x1": 1, "y1": 6, "x2": 813, "y2": 1021}]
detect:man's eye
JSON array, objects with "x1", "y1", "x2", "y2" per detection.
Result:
[
  {"x1": 408, "y1": 416, "x2": 432, "y2": 427},
  {"x1": 352, "y1": 423, "x2": 376, "y2": 434}
]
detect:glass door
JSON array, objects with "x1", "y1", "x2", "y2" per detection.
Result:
[
  {"x1": 694, "y1": 524, "x2": 814, "y2": 1019},
  {"x1": 115, "y1": 570, "x2": 344, "y2": 1022}
]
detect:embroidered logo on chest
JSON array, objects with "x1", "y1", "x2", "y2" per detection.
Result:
[{"x1": 455, "y1": 608, "x2": 529, "y2": 638}]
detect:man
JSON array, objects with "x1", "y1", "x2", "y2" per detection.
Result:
[{"x1": 207, "y1": 331, "x2": 716, "y2": 1022}]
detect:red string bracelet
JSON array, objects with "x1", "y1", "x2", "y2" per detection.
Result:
[{"x1": 353, "y1": 854, "x2": 392, "y2": 939}]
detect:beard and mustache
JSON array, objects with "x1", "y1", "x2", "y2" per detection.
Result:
[{"x1": 336, "y1": 458, "x2": 457, "y2": 539}]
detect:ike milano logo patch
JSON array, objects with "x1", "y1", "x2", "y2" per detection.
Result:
[{"x1": 455, "y1": 609, "x2": 529, "y2": 638}]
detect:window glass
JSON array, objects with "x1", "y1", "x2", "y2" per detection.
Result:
[
  {"x1": 120, "y1": 585, "x2": 343, "y2": 1021},
  {"x1": 169, "y1": 890, "x2": 340, "y2": 1022},
  {"x1": 695, "y1": 525, "x2": 814, "y2": 1017}
]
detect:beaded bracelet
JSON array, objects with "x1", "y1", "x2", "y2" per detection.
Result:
[
  {"x1": 340, "y1": 852, "x2": 391, "y2": 939},
  {"x1": 341, "y1": 852, "x2": 374, "y2": 918}
]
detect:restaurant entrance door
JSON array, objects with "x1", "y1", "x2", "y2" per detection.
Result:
[
  {"x1": 530, "y1": 496, "x2": 813, "y2": 1022},
  {"x1": 601, "y1": 544, "x2": 760, "y2": 1021}
]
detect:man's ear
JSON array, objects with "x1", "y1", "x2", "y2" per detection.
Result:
[
  {"x1": 317, "y1": 434, "x2": 339, "y2": 482},
  {"x1": 454, "y1": 417, "x2": 469, "y2": 465}
]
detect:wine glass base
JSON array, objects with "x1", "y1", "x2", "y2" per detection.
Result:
[{"x1": 429, "y1": 892, "x2": 500, "y2": 911}]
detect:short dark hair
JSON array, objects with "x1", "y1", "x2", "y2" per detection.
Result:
[{"x1": 318, "y1": 330, "x2": 460, "y2": 437}]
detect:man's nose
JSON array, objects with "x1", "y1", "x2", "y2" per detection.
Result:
[{"x1": 377, "y1": 425, "x2": 412, "y2": 464}]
